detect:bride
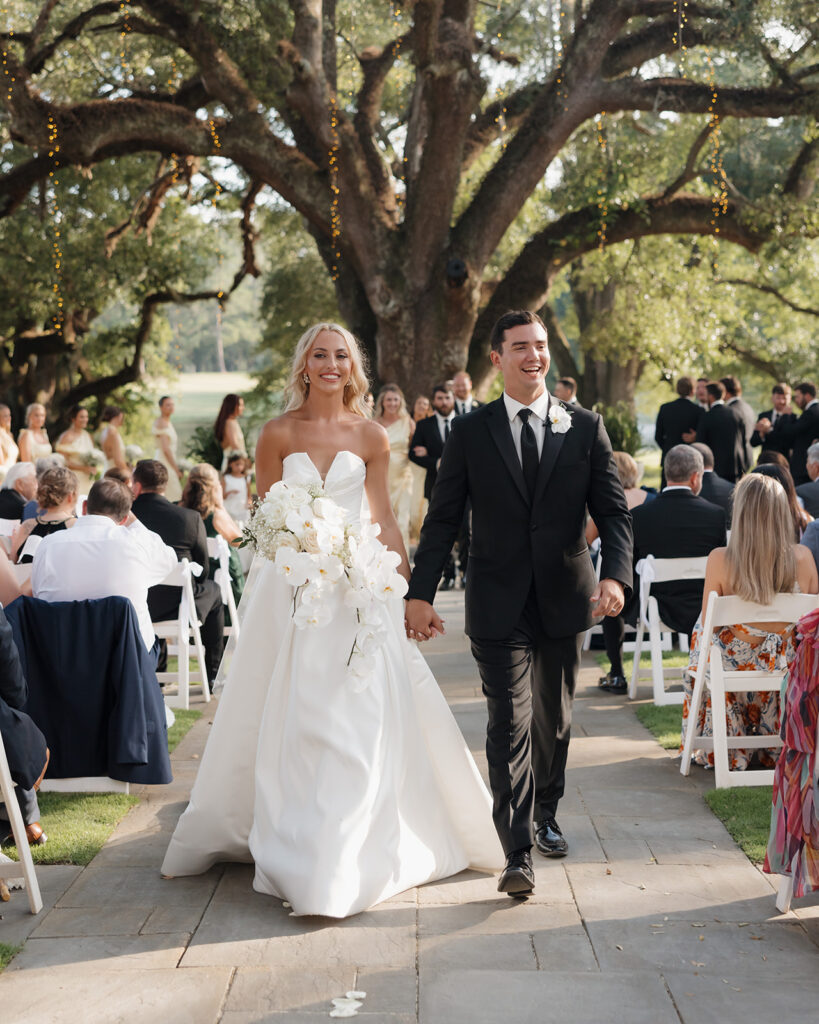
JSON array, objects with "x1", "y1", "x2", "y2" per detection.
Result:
[{"x1": 161, "y1": 322, "x2": 502, "y2": 917}]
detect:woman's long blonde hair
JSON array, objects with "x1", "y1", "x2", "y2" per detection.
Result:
[
  {"x1": 374, "y1": 383, "x2": 409, "y2": 420},
  {"x1": 181, "y1": 463, "x2": 221, "y2": 518},
  {"x1": 284, "y1": 323, "x2": 370, "y2": 417},
  {"x1": 725, "y1": 473, "x2": 797, "y2": 604}
]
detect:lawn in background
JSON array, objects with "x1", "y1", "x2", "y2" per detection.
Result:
[{"x1": 171, "y1": 371, "x2": 255, "y2": 449}]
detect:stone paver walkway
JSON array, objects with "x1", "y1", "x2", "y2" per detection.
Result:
[{"x1": 1, "y1": 591, "x2": 818, "y2": 1022}]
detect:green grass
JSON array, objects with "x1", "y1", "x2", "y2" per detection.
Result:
[
  {"x1": 0, "y1": 943, "x2": 22, "y2": 971},
  {"x1": 704, "y1": 787, "x2": 773, "y2": 864},
  {"x1": 167, "y1": 708, "x2": 202, "y2": 753},
  {"x1": 637, "y1": 446, "x2": 662, "y2": 491},
  {"x1": 595, "y1": 649, "x2": 690, "y2": 678},
  {"x1": 1, "y1": 793, "x2": 138, "y2": 866},
  {"x1": 634, "y1": 704, "x2": 683, "y2": 750}
]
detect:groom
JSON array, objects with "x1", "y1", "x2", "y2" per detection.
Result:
[{"x1": 405, "y1": 310, "x2": 633, "y2": 896}]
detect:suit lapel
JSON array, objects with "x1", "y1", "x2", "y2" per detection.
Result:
[
  {"x1": 533, "y1": 397, "x2": 568, "y2": 506},
  {"x1": 486, "y1": 398, "x2": 529, "y2": 505}
]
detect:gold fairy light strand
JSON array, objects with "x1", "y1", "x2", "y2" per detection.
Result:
[
  {"x1": 704, "y1": 48, "x2": 728, "y2": 269},
  {"x1": 1, "y1": 4, "x2": 15, "y2": 102},
  {"x1": 329, "y1": 93, "x2": 341, "y2": 279},
  {"x1": 595, "y1": 112, "x2": 609, "y2": 250},
  {"x1": 205, "y1": 118, "x2": 226, "y2": 304},
  {"x1": 46, "y1": 115, "x2": 65, "y2": 328},
  {"x1": 119, "y1": 0, "x2": 132, "y2": 82}
]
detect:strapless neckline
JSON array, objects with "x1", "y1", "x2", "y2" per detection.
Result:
[{"x1": 283, "y1": 450, "x2": 365, "y2": 485}]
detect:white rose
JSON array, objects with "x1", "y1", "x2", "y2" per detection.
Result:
[
  {"x1": 301, "y1": 527, "x2": 322, "y2": 554},
  {"x1": 284, "y1": 484, "x2": 310, "y2": 507},
  {"x1": 274, "y1": 531, "x2": 300, "y2": 551},
  {"x1": 313, "y1": 497, "x2": 344, "y2": 523}
]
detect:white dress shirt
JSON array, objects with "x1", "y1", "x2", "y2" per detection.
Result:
[
  {"x1": 32, "y1": 514, "x2": 178, "y2": 651},
  {"x1": 434, "y1": 411, "x2": 456, "y2": 443},
  {"x1": 456, "y1": 397, "x2": 475, "y2": 415},
  {"x1": 503, "y1": 390, "x2": 550, "y2": 462}
]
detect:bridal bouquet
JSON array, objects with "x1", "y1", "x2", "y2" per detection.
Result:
[
  {"x1": 244, "y1": 480, "x2": 408, "y2": 688},
  {"x1": 81, "y1": 447, "x2": 106, "y2": 476}
]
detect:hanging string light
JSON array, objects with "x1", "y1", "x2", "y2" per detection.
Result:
[
  {"x1": 119, "y1": 0, "x2": 132, "y2": 83},
  {"x1": 1, "y1": 4, "x2": 15, "y2": 103},
  {"x1": 46, "y1": 115, "x2": 65, "y2": 329},
  {"x1": 672, "y1": 0, "x2": 690, "y2": 73},
  {"x1": 328, "y1": 92, "x2": 341, "y2": 280},
  {"x1": 206, "y1": 118, "x2": 225, "y2": 305},
  {"x1": 704, "y1": 48, "x2": 728, "y2": 271},
  {"x1": 595, "y1": 112, "x2": 609, "y2": 250}
]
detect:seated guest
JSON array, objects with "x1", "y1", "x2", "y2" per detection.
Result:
[
  {"x1": 681, "y1": 473, "x2": 818, "y2": 770},
  {"x1": 0, "y1": 462, "x2": 36, "y2": 520},
  {"x1": 22, "y1": 455, "x2": 66, "y2": 521},
  {"x1": 691, "y1": 442, "x2": 734, "y2": 523},
  {"x1": 751, "y1": 383, "x2": 796, "y2": 456},
  {"x1": 752, "y1": 462, "x2": 812, "y2": 540},
  {"x1": 796, "y1": 443, "x2": 819, "y2": 518},
  {"x1": 11, "y1": 467, "x2": 79, "y2": 564},
  {"x1": 599, "y1": 445, "x2": 727, "y2": 693},
  {"x1": 0, "y1": 549, "x2": 25, "y2": 606},
  {"x1": 104, "y1": 465, "x2": 133, "y2": 490},
  {"x1": 131, "y1": 459, "x2": 224, "y2": 682},
  {"x1": 757, "y1": 449, "x2": 790, "y2": 470},
  {"x1": 0, "y1": 608, "x2": 50, "y2": 847},
  {"x1": 587, "y1": 451, "x2": 651, "y2": 546},
  {"x1": 801, "y1": 519, "x2": 819, "y2": 576},
  {"x1": 180, "y1": 463, "x2": 245, "y2": 608},
  {"x1": 31, "y1": 478, "x2": 177, "y2": 662}
]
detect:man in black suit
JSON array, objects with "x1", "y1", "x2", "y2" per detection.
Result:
[
  {"x1": 0, "y1": 462, "x2": 37, "y2": 519},
  {"x1": 772, "y1": 381, "x2": 819, "y2": 485},
  {"x1": 796, "y1": 443, "x2": 819, "y2": 517},
  {"x1": 453, "y1": 371, "x2": 483, "y2": 416},
  {"x1": 553, "y1": 376, "x2": 581, "y2": 407},
  {"x1": 696, "y1": 381, "x2": 744, "y2": 483},
  {"x1": 406, "y1": 310, "x2": 632, "y2": 896},
  {"x1": 654, "y1": 376, "x2": 703, "y2": 487},
  {"x1": 691, "y1": 442, "x2": 734, "y2": 523},
  {"x1": 751, "y1": 383, "x2": 796, "y2": 458},
  {"x1": 131, "y1": 459, "x2": 224, "y2": 683},
  {"x1": 720, "y1": 376, "x2": 756, "y2": 475}
]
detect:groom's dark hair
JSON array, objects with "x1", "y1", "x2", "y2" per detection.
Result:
[{"x1": 489, "y1": 310, "x2": 547, "y2": 353}]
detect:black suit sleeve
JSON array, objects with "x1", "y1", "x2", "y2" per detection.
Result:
[
  {"x1": 408, "y1": 419, "x2": 439, "y2": 471},
  {"x1": 0, "y1": 608, "x2": 27, "y2": 710},
  {"x1": 654, "y1": 406, "x2": 665, "y2": 449},
  {"x1": 190, "y1": 515, "x2": 210, "y2": 573},
  {"x1": 586, "y1": 416, "x2": 634, "y2": 597},
  {"x1": 406, "y1": 419, "x2": 469, "y2": 603}
]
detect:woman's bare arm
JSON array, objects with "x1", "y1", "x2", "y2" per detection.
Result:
[
  {"x1": 10, "y1": 519, "x2": 35, "y2": 563},
  {"x1": 255, "y1": 419, "x2": 287, "y2": 498},
  {"x1": 700, "y1": 547, "x2": 727, "y2": 621}
]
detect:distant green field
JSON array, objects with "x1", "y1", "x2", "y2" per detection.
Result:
[{"x1": 169, "y1": 371, "x2": 255, "y2": 448}]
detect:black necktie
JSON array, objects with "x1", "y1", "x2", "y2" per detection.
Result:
[
  {"x1": 443, "y1": 418, "x2": 450, "y2": 441},
  {"x1": 518, "y1": 409, "x2": 539, "y2": 499}
]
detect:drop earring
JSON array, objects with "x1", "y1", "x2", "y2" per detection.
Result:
[{"x1": 302, "y1": 374, "x2": 310, "y2": 385}]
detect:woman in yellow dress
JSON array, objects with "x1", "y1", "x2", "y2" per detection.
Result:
[
  {"x1": 0, "y1": 404, "x2": 19, "y2": 483},
  {"x1": 374, "y1": 384, "x2": 414, "y2": 551},
  {"x1": 17, "y1": 402, "x2": 52, "y2": 464},
  {"x1": 152, "y1": 395, "x2": 183, "y2": 502},
  {"x1": 55, "y1": 404, "x2": 97, "y2": 496}
]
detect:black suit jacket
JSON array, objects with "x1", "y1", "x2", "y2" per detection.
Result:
[
  {"x1": 796, "y1": 479, "x2": 819, "y2": 518},
  {"x1": 698, "y1": 471, "x2": 734, "y2": 524},
  {"x1": 631, "y1": 489, "x2": 727, "y2": 635},
  {"x1": 750, "y1": 408, "x2": 796, "y2": 455},
  {"x1": 0, "y1": 489, "x2": 26, "y2": 519},
  {"x1": 783, "y1": 404, "x2": 819, "y2": 485},
  {"x1": 455, "y1": 399, "x2": 483, "y2": 416},
  {"x1": 408, "y1": 398, "x2": 633, "y2": 639},
  {"x1": 654, "y1": 397, "x2": 703, "y2": 454},
  {"x1": 726, "y1": 397, "x2": 756, "y2": 474},
  {"x1": 408, "y1": 415, "x2": 451, "y2": 499},
  {"x1": 696, "y1": 403, "x2": 744, "y2": 482},
  {"x1": 132, "y1": 491, "x2": 209, "y2": 618},
  {"x1": 0, "y1": 608, "x2": 48, "y2": 790}
]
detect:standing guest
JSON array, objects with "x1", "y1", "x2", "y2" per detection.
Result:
[
  {"x1": 553, "y1": 377, "x2": 580, "y2": 406},
  {"x1": 412, "y1": 395, "x2": 431, "y2": 422},
  {"x1": 691, "y1": 442, "x2": 734, "y2": 523},
  {"x1": 17, "y1": 403, "x2": 51, "y2": 464},
  {"x1": 720, "y1": 376, "x2": 756, "y2": 475},
  {"x1": 409, "y1": 396, "x2": 432, "y2": 541},
  {"x1": 695, "y1": 377, "x2": 710, "y2": 410},
  {"x1": 778, "y1": 382, "x2": 819, "y2": 485},
  {"x1": 131, "y1": 459, "x2": 224, "y2": 683},
  {"x1": 753, "y1": 463, "x2": 812, "y2": 540},
  {"x1": 410, "y1": 383, "x2": 460, "y2": 588},
  {"x1": 681, "y1": 473, "x2": 818, "y2": 771},
  {"x1": 751, "y1": 383, "x2": 795, "y2": 457},
  {"x1": 796, "y1": 443, "x2": 819, "y2": 518},
  {"x1": 374, "y1": 384, "x2": 414, "y2": 550},
  {"x1": 0, "y1": 463, "x2": 37, "y2": 519},
  {"x1": 55, "y1": 404, "x2": 96, "y2": 496},
  {"x1": 214, "y1": 394, "x2": 247, "y2": 472},
  {"x1": 99, "y1": 406, "x2": 128, "y2": 473},
  {"x1": 11, "y1": 467, "x2": 79, "y2": 564},
  {"x1": 654, "y1": 377, "x2": 703, "y2": 486},
  {"x1": 453, "y1": 371, "x2": 482, "y2": 415},
  {"x1": 363, "y1": 391, "x2": 375, "y2": 417},
  {"x1": 181, "y1": 463, "x2": 245, "y2": 609},
  {"x1": 152, "y1": 396, "x2": 183, "y2": 502},
  {"x1": 696, "y1": 381, "x2": 744, "y2": 482},
  {"x1": 0, "y1": 405, "x2": 19, "y2": 483},
  {"x1": 222, "y1": 453, "x2": 252, "y2": 525}
]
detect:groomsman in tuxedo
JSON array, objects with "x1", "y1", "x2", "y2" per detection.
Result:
[
  {"x1": 779, "y1": 382, "x2": 819, "y2": 485},
  {"x1": 553, "y1": 376, "x2": 581, "y2": 407},
  {"x1": 696, "y1": 381, "x2": 744, "y2": 483},
  {"x1": 654, "y1": 376, "x2": 703, "y2": 488},
  {"x1": 751, "y1": 383, "x2": 796, "y2": 458},
  {"x1": 720, "y1": 376, "x2": 756, "y2": 476},
  {"x1": 695, "y1": 377, "x2": 710, "y2": 411},
  {"x1": 453, "y1": 371, "x2": 483, "y2": 416},
  {"x1": 796, "y1": 444, "x2": 819, "y2": 518},
  {"x1": 406, "y1": 310, "x2": 632, "y2": 896},
  {"x1": 691, "y1": 443, "x2": 734, "y2": 523}
]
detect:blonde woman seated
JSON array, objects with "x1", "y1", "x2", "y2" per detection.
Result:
[
  {"x1": 180, "y1": 463, "x2": 245, "y2": 607},
  {"x1": 12, "y1": 467, "x2": 79, "y2": 564},
  {"x1": 585, "y1": 451, "x2": 650, "y2": 545},
  {"x1": 681, "y1": 473, "x2": 818, "y2": 770}
]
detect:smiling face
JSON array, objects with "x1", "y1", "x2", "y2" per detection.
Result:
[
  {"x1": 382, "y1": 391, "x2": 401, "y2": 416},
  {"x1": 0, "y1": 406, "x2": 10, "y2": 431},
  {"x1": 72, "y1": 408, "x2": 89, "y2": 430},
  {"x1": 490, "y1": 322, "x2": 550, "y2": 403},
  {"x1": 433, "y1": 389, "x2": 455, "y2": 417},
  {"x1": 413, "y1": 396, "x2": 430, "y2": 420},
  {"x1": 28, "y1": 404, "x2": 46, "y2": 429},
  {"x1": 453, "y1": 372, "x2": 472, "y2": 400},
  {"x1": 160, "y1": 397, "x2": 175, "y2": 417},
  {"x1": 695, "y1": 380, "x2": 708, "y2": 403},
  {"x1": 304, "y1": 330, "x2": 351, "y2": 393}
]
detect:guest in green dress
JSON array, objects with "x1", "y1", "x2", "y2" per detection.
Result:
[{"x1": 180, "y1": 463, "x2": 245, "y2": 611}]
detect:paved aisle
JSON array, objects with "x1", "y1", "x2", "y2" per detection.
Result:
[{"x1": 1, "y1": 592, "x2": 817, "y2": 1022}]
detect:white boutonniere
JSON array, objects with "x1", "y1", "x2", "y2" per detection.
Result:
[{"x1": 548, "y1": 404, "x2": 572, "y2": 434}]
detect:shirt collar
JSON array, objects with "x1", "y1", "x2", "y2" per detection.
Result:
[
  {"x1": 711, "y1": 399, "x2": 725, "y2": 407},
  {"x1": 806, "y1": 399, "x2": 819, "y2": 410},
  {"x1": 435, "y1": 410, "x2": 455, "y2": 423},
  {"x1": 662, "y1": 485, "x2": 693, "y2": 492},
  {"x1": 74, "y1": 514, "x2": 120, "y2": 533},
  {"x1": 503, "y1": 390, "x2": 551, "y2": 424}
]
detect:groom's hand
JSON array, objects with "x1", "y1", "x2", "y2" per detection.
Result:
[
  {"x1": 404, "y1": 599, "x2": 446, "y2": 642},
  {"x1": 591, "y1": 578, "x2": 625, "y2": 617}
]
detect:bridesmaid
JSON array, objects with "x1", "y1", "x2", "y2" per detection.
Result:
[
  {"x1": 17, "y1": 403, "x2": 52, "y2": 464},
  {"x1": 0, "y1": 405, "x2": 19, "y2": 483},
  {"x1": 409, "y1": 394, "x2": 432, "y2": 543},
  {"x1": 152, "y1": 395, "x2": 183, "y2": 502},
  {"x1": 213, "y1": 394, "x2": 247, "y2": 471},
  {"x1": 374, "y1": 384, "x2": 414, "y2": 551},
  {"x1": 99, "y1": 405, "x2": 128, "y2": 472},
  {"x1": 55, "y1": 404, "x2": 96, "y2": 496}
]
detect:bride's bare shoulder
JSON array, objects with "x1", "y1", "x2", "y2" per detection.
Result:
[
  {"x1": 356, "y1": 417, "x2": 389, "y2": 456},
  {"x1": 255, "y1": 413, "x2": 297, "y2": 455}
]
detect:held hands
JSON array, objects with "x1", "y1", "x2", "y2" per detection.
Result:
[
  {"x1": 412, "y1": 446, "x2": 428, "y2": 457},
  {"x1": 404, "y1": 598, "x2": 446, "y2": 642},
  {"x1": 681, "y1": 428, "x2": 697, "y2": 443},
  {"x1": 755, "y1": 417, "x2": 772, "y2": 436},
  {"x1": 590, "y1": 578, "x2": 625, "y2": 618}
]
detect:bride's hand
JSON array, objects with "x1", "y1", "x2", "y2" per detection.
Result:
[{"x1": 404, "y1": 598, "x2": 445, "y2": 642}]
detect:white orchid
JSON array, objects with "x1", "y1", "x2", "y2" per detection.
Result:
[
  {"x1": 294, "y1": 600, "x2": 333, "y2": 629},
  {"x1": 274, "y1": 546, "x2": 312, "y2": 586},
  {"x1": 548, "y1": 404, "x2": 572, "y2": 434},
  {"x1": 285, "y1": 506, "x2": 316, "y2": 538},
  {"x1": 315, "y1": 553, "x2": 345, "y2": 583}
]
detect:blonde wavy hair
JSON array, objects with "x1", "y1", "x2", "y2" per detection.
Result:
[
  {"x1": 374, "y1": 383, "x2": 409, "y2": 419},
  {"x1": 181, "y1": 463, "x2": 222, "y2": 518},
  {"x1": 284, "y1": 323, "x2": 370, "y2": 417},
  {"x1": 725, "y1": 473, "x2": 797, "y2": 604}
]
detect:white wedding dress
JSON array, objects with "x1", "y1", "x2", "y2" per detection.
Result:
[{"x1": 161, "y1": 450, "x2": 502, "y2": 917}]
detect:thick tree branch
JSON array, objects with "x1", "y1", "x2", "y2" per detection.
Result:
[
  {"x1": 716, "y1": 278, "x2": 819, "y2": 318},
  {"x1": 784, "y1": 132, "x2": 819, "y2": 200},
  {"x1": 601, "y1": 77, "x2": 819, "y2": 120},
  {"x1": 661, "y1": 120, "x2": 717, "y2": 197}
]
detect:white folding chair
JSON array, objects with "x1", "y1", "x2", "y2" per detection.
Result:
[
  {"x1": 207, "y1": 536, "x2": 241, "y2": 640},
  {"x1": 0, "y1": 733, "x2": 43, "y2": 913},
  {"x1": 583, "y1": 541, "x2": 640, "y2": 655},
  {"x1": 16, "y1": 533, "x2": 42, "y2": 563},
  {"x1": 681, "y1": 592, "x2": 819, "y2": 789},
  {"x1": 0, "y1": 518, "x2": 19, "y2": 557},
  {"x1": 153, "y1": 559, "x2": 210, "y2": 710},
  {"x1": 628, "y1": 555, "x2": 707, "y2": 705}
]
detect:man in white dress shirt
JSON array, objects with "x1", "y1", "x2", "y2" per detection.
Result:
[{"x1": 31, "y1": 478, "x2": 177, "y2": 662}]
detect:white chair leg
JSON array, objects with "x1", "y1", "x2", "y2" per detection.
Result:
[
  {"x1": 0, "y1": 743, "x2": 42, "y2": 914},
  {"x1": 178, "y1": 617, "x2": 190, "y2": 710},
  {"x1": 710, "y1": 650, "x2": 730, "y2": 788},
  {"x1": 776, "y1": 875, "x2": 794, "y2": 914},
  {"x1": 649, "y1": 601, "x2": 665, "y2": 705},
  {"x1": 628, "y1": 619, "x2": 644, "y2": 700},
  {"x1": 681, "y1": 660, "x2": 707, "y2": 776},
  {"x1": 190, "y1": 615, "x2": 210, "y2": 702}
]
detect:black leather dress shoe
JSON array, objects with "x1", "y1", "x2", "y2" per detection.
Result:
[
  {"x1": 535, "y1": 818, "x2": 568, "y2": 858},
  {"x1": 497, "y1": 849, "x2": 535, "y2": 896},
  {"x1": 599, "y1": 673, "x2": 628, "y2": 694}
]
